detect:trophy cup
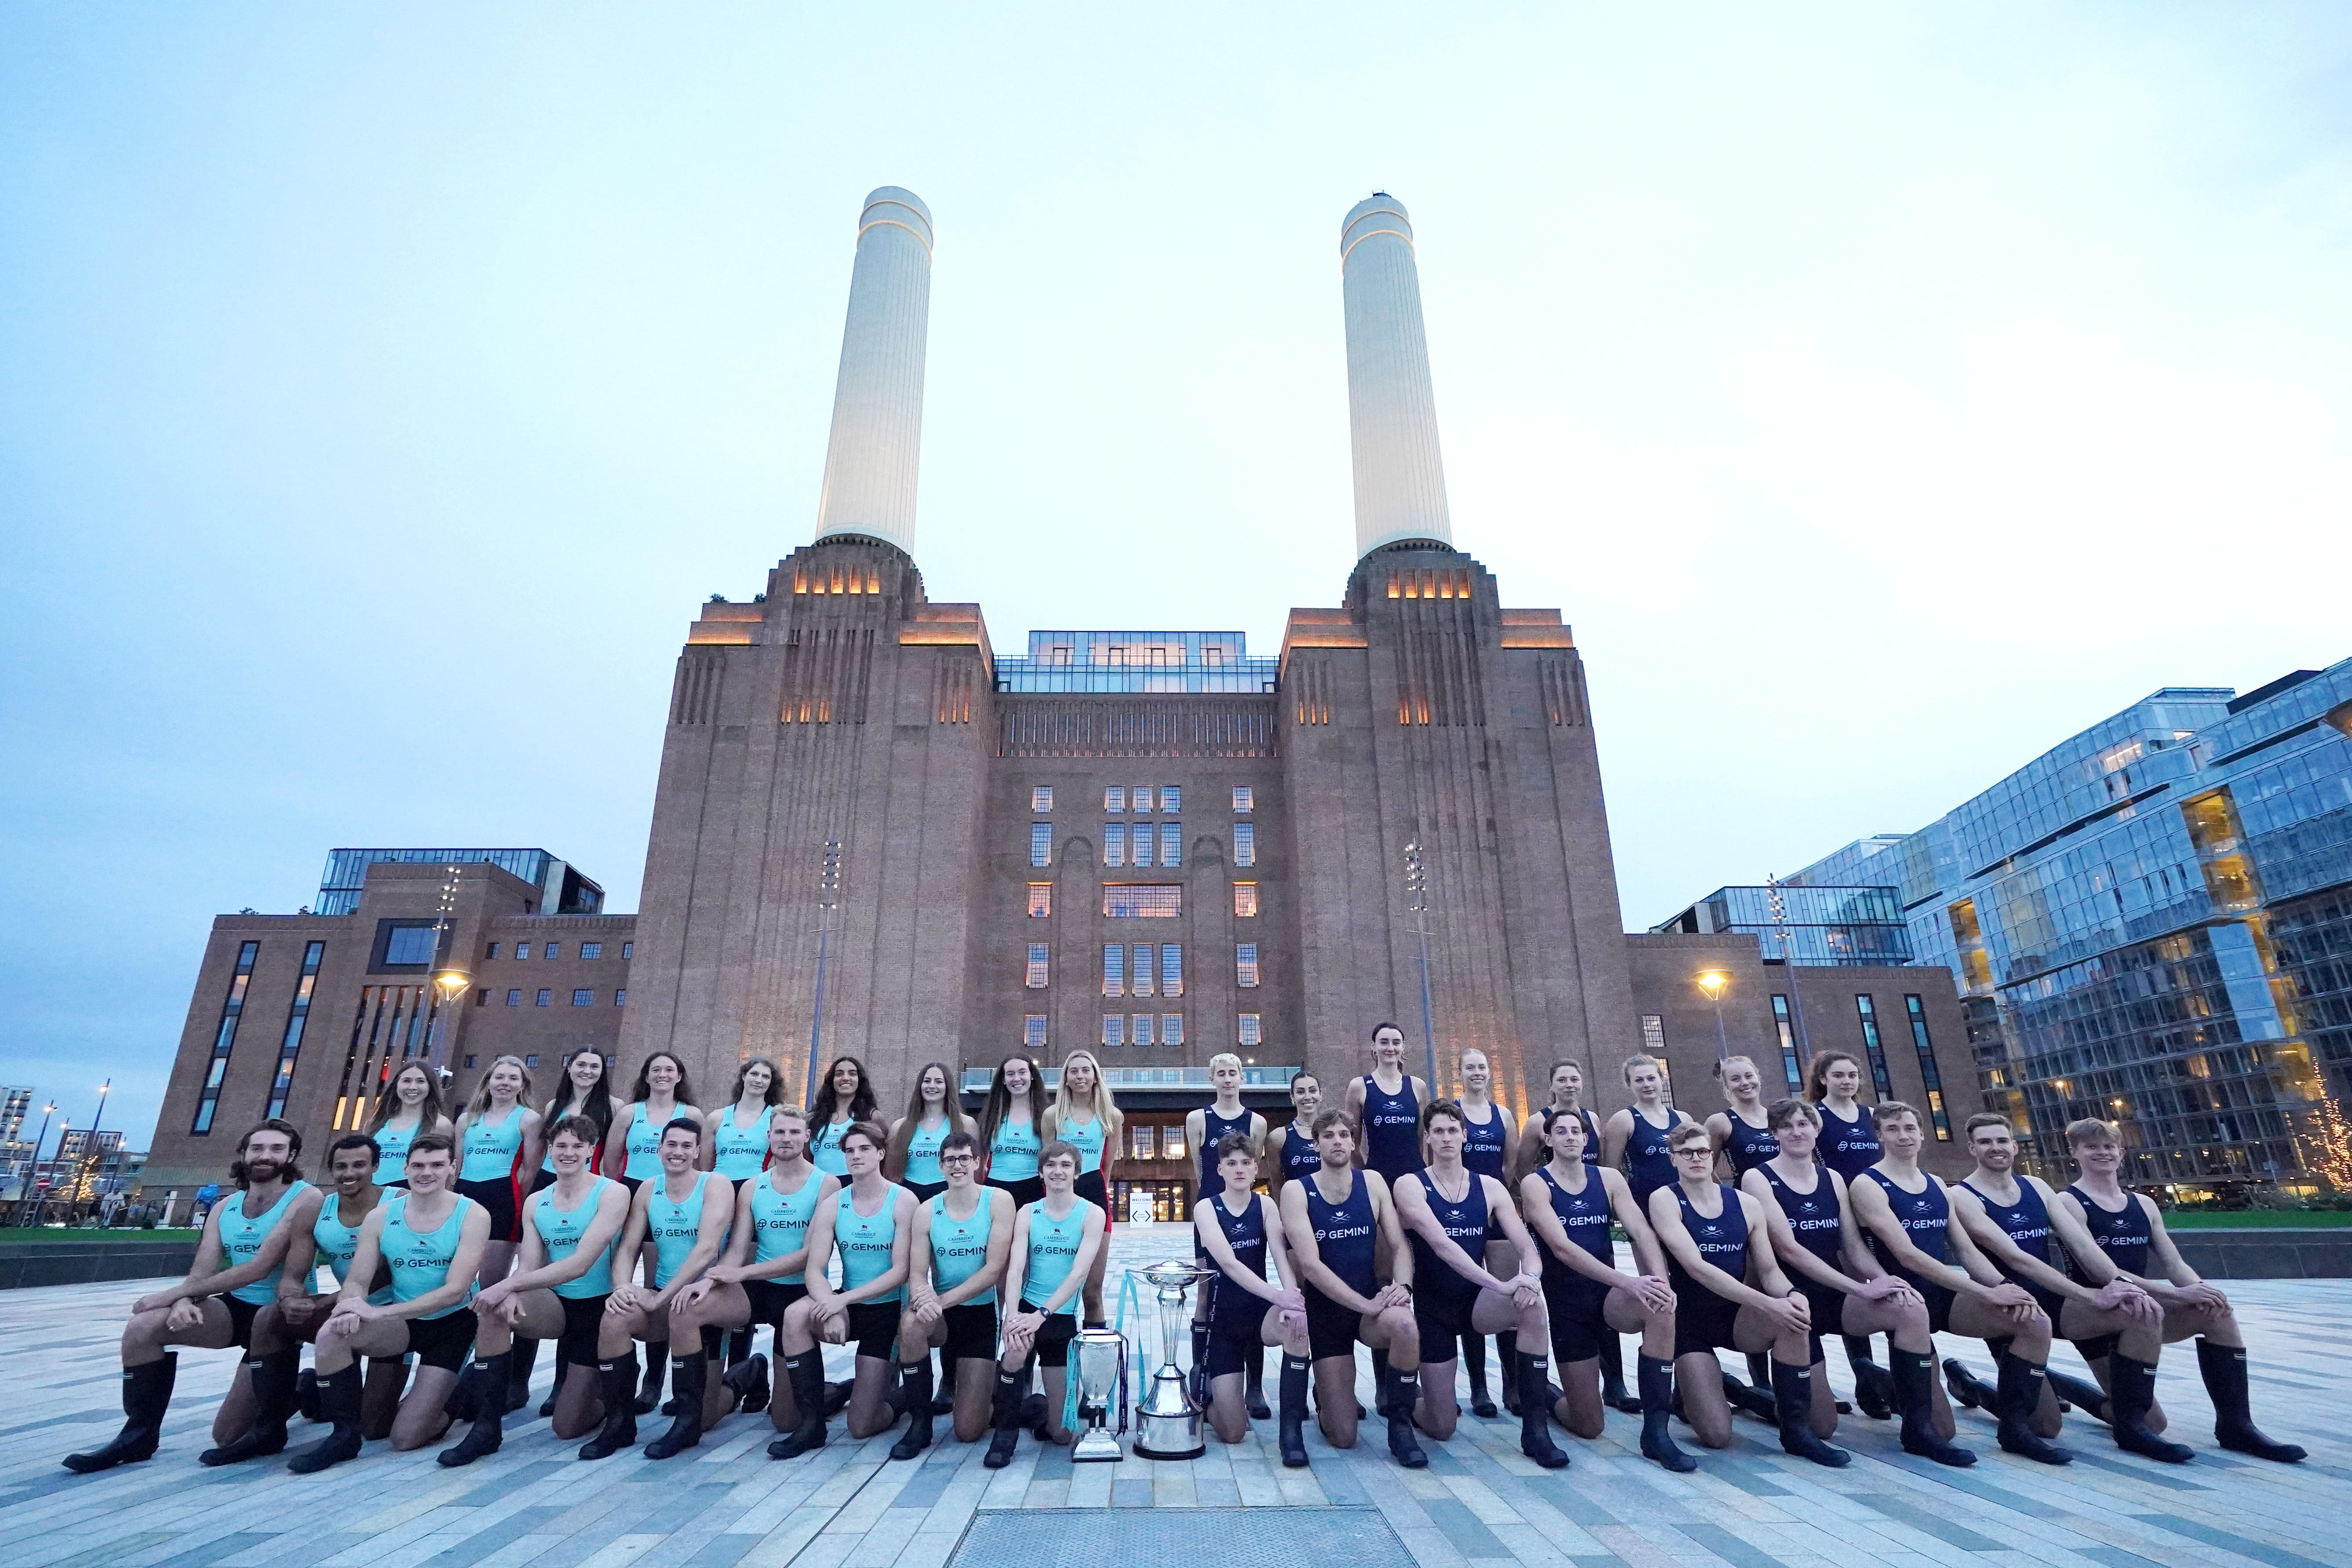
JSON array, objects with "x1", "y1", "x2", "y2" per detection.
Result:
[
  {"x1": 1132, "y1": 1259, "x2": 1218, "y2": 1459},
  {"x1": 1071, "y1": 1327, "x2": 1128, "y2": 1463}
]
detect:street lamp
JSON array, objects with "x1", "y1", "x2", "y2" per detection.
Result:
[
  {"x1": 1403, "y1": 841, "x2": 1439, "y2": 1092},
  {"x1": 1695, "y1": 970, "x2": 1732, "y2": 1061}
]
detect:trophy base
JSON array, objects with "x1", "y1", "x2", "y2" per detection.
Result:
[
  {"x1": 1133, "y1": 1410, "x2": 1206, "y2": 1460},
  {"x1": 1071, "y1": 1427, "x2": 1125, "y2": 1463}
]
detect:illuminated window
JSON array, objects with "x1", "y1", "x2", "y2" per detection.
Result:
[
  {"x1": 545, "y1": 944, "x2": 563, "y2": 960},
  {"x1": 1104, "y1": 824, "x2": 1127, "y2": 867},
  {"x1": 1854, "y1": 996, "x2": 1895, "y2": 1098},
  {"x1": 264, "y1": 940, "x2": 326, "y2": 1119},
  {"x1": 1103, "y1": 944, "x2": 1125, "y2": 997},
  {"x1": 1027, "y1": 944, "x2": 1050, "y2": 988},
  {"x1": 1130, "y1": 944, "x2": 1156, "y2": 998},
  {"x1": 1132, "y1": 1125, "x2": 1157, "y2": 1159},
  {"x1": 1103, "y1": 1015, "x2": 1125, "y2": 1047},
  {"x1": 515, "y1": 943, "x2": 533, "y2": 961},
  {"x1": 621, "y1": 942, "x2": 633, "y2": 958},
  {"x1": 1232, "y1": 786, "x2": 1253, "y2": 813},
  {"x1": 1030, "y1": 824, "x2": 1053, "y2": 867},
  {"x1": 1906, "y1": 995, "x2": 1952, "y2": 1140},
  {"x1": 1163, "y1": 1127, "x2": 1187, "y2": 1161},
  {"x1": 1132, "y1": 785, "x2": 1154, "y2": 812},
  {"x1": 1160, "y1": 785, "x2": 1182, "y2": 813},
  {"x1": 1024, "y1": 1015, "x2": 1048, "y2": 1049},
  {"x1": 1238, "y1": 1014, "x2": 1262, "y2": 1048},
  {"x1": 1105, "y1": 787, "x2": 1125, "y2": 813},
  {"x1": 1639, "y1": 1014, "x2": 1665, "y2": 1052},
  {"x1": 1031, "y1": 786, "x2": 1054, "y2": 813},
  {"x1": 1161, "y1": 1014, "x2": 1184, "y2": 1046},
  {"x1": 485, "y1": 942, "x2": 500, "y2": 959},
  {"x1": 1132, "y1": 1014, "x2": 1155, "y2": 1046},
  {"x1": 1161, "y1": 945, "x2": 1183, "y2": 997},
  {"x1": 1158, "y1": 823, "x2": 1181, "y2": 867},
  {"x1": 614, "y1": 989, "x2": 626, "y2": 1006},
  {"x1": 1027, "y1": 884, "x2": 1052, "y2": 918},
  {"x1": 1103, "y1": 885, "x2": 1183, "y2": 918},
  {"x1": 1233, "y1": 882, "x2": 1258, "y2": 918},
  {"x1": 1768, "y1": 997, "x2": 1802, "y2": 1091},
  {"x1": 506, "y1": 989, "x2": 522, "y2": 1006},
  {"x1": 191, "y1": 940, "x2": 260, "y2": 1133},
  {"x1": 535, "y1": 989, "x2": 552, "y2": 1007},
  {"x1": 1236, "y1": 944, "x2": 1260, "y2": 987},
  {"x1": 1234, "y1": 823, "x2": 1256, "y2": 867}
]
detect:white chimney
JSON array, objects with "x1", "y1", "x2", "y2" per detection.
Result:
[
  {"x1": 1340, "y1": 193, "x2": 1453, "y2": 557},
  {"x1": 814, "y1": 187, "x2": 933, "y2": 555}
]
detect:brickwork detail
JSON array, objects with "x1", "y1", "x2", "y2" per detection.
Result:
[{"x1": 995, "y1": 697, "x2": 1277, "y2": 759}]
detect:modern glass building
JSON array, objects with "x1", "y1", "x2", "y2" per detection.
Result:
[
  {"x1": 1788, "y1": 663, "x2": 2352, "y2": 1191},
  {"x1": 992, "y1": 631, "x2": 1279, "y2": 693},
  {"x1": 315, "y1": 849, "x2": 603, "y2": 918},
  {"x1": 1652, "y1": 882, "x2": 1915, "y2": 966}
]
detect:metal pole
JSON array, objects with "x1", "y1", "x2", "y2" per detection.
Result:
[
  {"x1": 30, "y1": 1120, "x2": 64, "y2": 1229},
  {"x1": 84, "y1": 1079, "x2": 109, "y2": 1220},
  {"x1": 17, "y1": 1102, "x2": 54, "y2": 1211},
  {"x1": 1711, "y1": 998, "x2": 1730, "y2": 1062},
  {"x1": 806, "y1": 841, "x2": 843, "y2": 1106},
  {"x1": 1405, "y1": 842, "x2": 1438, "y2": 1091},
  {"x1": 1415, "y1": 925, "x2": 1438, "y2": 1092}
]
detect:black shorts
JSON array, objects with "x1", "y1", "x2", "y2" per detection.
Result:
[
  {"x1": 530, "y1": 1167, "x2": 559, "y2": 1194},
  {"x1": 220, "y1": 1293, "x2": 262, "y2": 1349},
  {"x1": 1074, "y1": 1171, "x2": 1112, "y2": 1231},
  {"x1": 903, "y1": 1180, "x2": 948, "y2": 1205},
  {"x1": 1205, "y1": 1314, "x2": 1268, "y2": 1378},
  {"x1": 2018, "y1": 1276, "x2": 2066, "y2": 1323},
  {"x1": 744, "y1": 1280, "x2": 808, "y2": 1332},
  {"x1": 937, "y1": 1300, "x2": 998, "y2": 1362},
  {"x1": 1413, "y1": 1286, "x2": 1481, "y2": 1365},
  {"x1": 1673, "y1": 1283, "x2": 1742, "y2": 1358},
  {"x1": 557, "y1": 1293, "x2": 608, "y2": 1365},
  {"x1": 457, "y1": 1176, "x2": 523, "y2": 1243},
  {"x1": 987, "y1": 1175, "x2": 1045, "y2": 1209},
  {"x1": 1543, "y1": 1279, "x2": 1613, "y2": 1365},
  {"x1": 1017, "y1": 1309, "x2": 1079, "y2": 1368},
  {"x1": 1303, "y1": 1284, "x2": 1372, "y2": 1364},
  {"x1": 845, "y1": 1300, "x2": 900, "y2": 1362},
  {"x1": 1798, "y1": 1280, "x2": 1847, "y2": 1362},
  {"x1": 616, "y1": 1174, "x2": 644, "y2": 1196},
  {"x1": 1902, "y1": 1271, "x2": 1956, "y2": 1335},
  {"x1": 406, "y1": 1307, "x2": 479, "y2": 1373}
]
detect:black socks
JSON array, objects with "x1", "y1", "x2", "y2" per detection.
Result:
[
  {"x1": 286, "y1": 1362, "x2": 363, "y2": 1474},
  {"x1": 1277, "y1": 1355, "x2": 1310, "y2": 1468},
  {"x1": 1381, "y1": 1364, "x2": 1426, "y2": 1468},
  {"x1": 1635, "y1": 1354, "x2": 1694, "y2": 1473},
  {"x1": 1463, "y1": 1334, "x2": 1495, "y2": 1417},
  {"x1": 1889, "y1": 1349, "x2": 1974, "y2": 1467},
  {"x1": 1993, "y1": 1352, "x2": 2070, "y2": 1464},
  {"x1": 2198, "y1": 1339, "x2": 2305, "y2": 1463},
  {"x1": 1771, "y1": 1360, "x2": 1850, "y2": 1467},
  {"x1": 984, "y1": 1362, "x2": 1028, "y2": 1469},
  {"x1": 645, "y1": 1351, "x2": 707, "y2": 1459},
  {"x1": 438, "y1": 1353, "x2": 510, "y2": 1467}
]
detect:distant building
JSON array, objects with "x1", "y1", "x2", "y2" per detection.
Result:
[{"x1": 1654, "y1": 882, "x2": 1915, "y2": 967}]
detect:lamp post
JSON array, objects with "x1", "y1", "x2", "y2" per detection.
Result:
[
  {"x1": 1764, "y1": 873, "x2": 1812, "y2": 1063},
  {"x1": 1403, "y1": 842, "x2": 1439, "y2": 1092},
  {"x1": 1695, "y1": 971, "x2": 1732, "y2": 1062},
  {"x1": 806, "y1": 840, "x2": 844, "y2": 1105}
]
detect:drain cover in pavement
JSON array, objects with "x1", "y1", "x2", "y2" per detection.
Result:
[{"x1": 951, "y1": 1506, "x2": 1413, "y2": 1568}]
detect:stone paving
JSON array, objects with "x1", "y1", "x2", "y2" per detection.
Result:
[{"x1": 3, "y1": 1221, "x2": 2348, "y2": 1568}]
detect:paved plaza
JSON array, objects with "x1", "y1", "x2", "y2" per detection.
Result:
[{"x1": 3, "y1": 1224, "x2": 2347, "y2": 1568}]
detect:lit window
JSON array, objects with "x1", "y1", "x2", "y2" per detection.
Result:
[
  {"x1": 1032, "y1": 786, "x2": 1054, "y2": 813},
  {"x1": 1132, "y1": 1125, "x2": 1157, "y2": 1159},
  {"x1": 191, "y1": 940, "x2": 258, "y2": 1134},
  {"x1": 1640, "y1": 1014, "x2": 1664, "y2": 1050},
  {"x1": 545, "y1": 943, "x2": 563, "y2": 961},
  {"x1": 506, "y1": 989, "x2": 522, "y2": 1006},
  {"x1": 485, "y1": 942, "x2": 500, "y2": 959},
  {"x1": 572, "y1": 989, "x2": 594, "y2": 1006},
  {"x1": 1103, "y1": 944, "x2": 1125, "y2": 997},
  {"x1": 1161, "y1": 945, "x2": 1183, "y2": 997},
  {"x1": 1024, "y1": 1015, "x2": 1048, "y2": 1049},
  {"x1": 1104, "y1": 824, "x2": 1127, "y2": 867},
  {"x1": 265, "y1": 940, "x2": 326, "y2": 1119},
  {"x1": 614, "y1": 989, "x2": 626, "y2": 1006},
  {"x1": 581, "y1": 942, "x2": 602, "y2": 960},
  {"x1": 1161, "y1": 1014, "x2": 1184, "y2": 1046},
  {"x1": 1768, "y1": 998, "x2": 1801, "y2": 1091},
  {"x1": 1906, "y1": 995, "x2": 1953, "y2": 1140},
  {"x1": 1159, "y1": 824, "x2": 1182, "y2": 867},
  {"x1": 1027, "y1": 943, "x2": 1050, "y2": 989},
  {"x1": 523, "y1": 1053, "x2": 540, "y2": 1067},
  {"x1": 535, "y1": 989, "x2": 552, "y2": 1007},
  {"x1": 621, "y1": 942, "x2": 634, "y2": 958},
  {"x1": 1105, "y1": 787, "x2": 1125, "y2": 813},
  {"x1": 1103, "y1": 1014, "x2": 1126, "y2": 1046},
  {"x1": 1236, "y1": 944, "x2": 1260, "y2": 987},
  {"x1": 1164, "y1": 1128, "x2": 1187, "y2": 1161},
  {"x1": 1027, "y1": 884, "x2": 1052, "y2": 918},
  {"x1": 1129, "y1": 944, "x2": 1155, "y2": 998},
  {"x1": 1238, "y1": 1013, "x2": 1262, "y2": 1047},
  {"x1": 1132, "y1": 1014, "x2": 1155, "y2": 1046},
  {"x1": 1103, "y1": 884, "x2": 1183, "y2": 918},
  {"x1": 1132, "y1": 786, "x2": 1154, "y2": 812},
  {"x1": 1161, "y1": 785, "x2": 1182, "y2": 813},
  {"x1": 1234, "y1": 823, "x2": 1256, "y2": 867},
  {"x1": 1030, "y1": 823, "x2": 1053, "y2": 867},
  {"x1": 515, "y1": 943, "x2": 532, "y2": 961},
  {"x1": 1854, "y1": 996, "x2": 1895, "y2": 1098},
  {"x1": 1232, "y1": 786, "x2": 1252, "y2": 813},
  {"x1": 1233, "y1": 883, "x2": 1258, "y2": 918}
]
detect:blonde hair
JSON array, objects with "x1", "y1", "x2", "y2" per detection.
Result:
[
  {"x1": 1047, "y1": 1050, "x2": 1124, "y2": 1151},
  {"x1": 465, "y1": 1055, "x2": 534, "y2": 1118},
  {"x1": 1209, "y1": 1052, "x2": 1243, "y2": 1074}
]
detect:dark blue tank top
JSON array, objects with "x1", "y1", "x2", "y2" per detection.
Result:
[
  {"x1": 1303, "y1": 1169, "x2": 1378, "y2": 1298},
  {"x1": 1960, "y1": 1177, "x2": 2052, "y2": 1267},
  {"x1": 1667, "y1": 1183, "x2": 1749, "y2": 1293},
  {"x1": 1862, "y1": 1169, "x2": 1949, "y2": 1285},
  {"x1": 1360, "y1": 1074, "x2": 1421, "y2": 1182},
  {"x1": 1461, "y1": 1103, "x2": 1507, "y2": 1179},
  {"x1": 1407, "y1": 1170, "x2": 1497, "y2": 1303},
  {"x1": 1574, "y1": 1107, "x2": 1601, "y2": 1168},
  {"x1": 1722, "y1": 1113, "x2": 1779, "y2": 1175},
  {"x1": 1817, "y1": 1103, "x2": 1881, "y2": 1180},
  {"x1": 1197, "y1": 1104, "x2": 1253, "y2": 1193},
  {"x1": 1759, "y1": 1163, "x2": 1844, "y2": 1274},
  {"x1": 2065, "y1": 1184, "x2": 2151, "y2": 1277},
  {"x1": 1203, "y1": 1191, "x2": 1269, "y2": 1327},
  {"x1": 1622, "y1": 1106, "x2": 1689, "y2": 1202},
  {"x1": 1276, "y1": 1122, "x2": 1322, "y2": 1185},
  {"x1": 1535, "y1": 1165, "x2": 1614, "y2": 1300}
]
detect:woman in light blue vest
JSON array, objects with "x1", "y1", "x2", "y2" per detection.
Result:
[
  {"x1": 708, "y1": 1057, "x2": 783, "y2": 1181},
  {"x1": 768, "y1": 1122, "x2": 918, "y2": 1459},
  {"x1": 885, "y1": 1060, "x2": 975, "y2": 1203},
  {"x1": 807, "y1": 1055, "x2": 879, "y2": 1177},
  {"x1": 454, "y1": 1055, "x2": 543, "y2": 1288},
  {"x1": 368, "y1": 1061, "x2": 454, "y2": 1189},
  {"x1": 983, "y1": 1139, "x2": 1106, "y2": 1469}
]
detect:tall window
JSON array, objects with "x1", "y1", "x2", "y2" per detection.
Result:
[
  {"x1": 1031, "y1": 786, "x2": 1054, "y2": 812},
  {"x1": 1854, "y1": 995, "x2": 1895, "y2": 1098},
  {"x1": 544, "y1": 943, "x2": 563, "y2": 960},
  {"x1": 1236, "y1": 944, "x2": 1261, "y2": 987},
  {"x1": 1233, "y1": 786, "x2": 1253, "y2": 813},
  {"x1": 1238, "y1": 1014, "x2": 1262, "y2": 1047},
  {"x1": 485, "y1": 942, "x2": 500, "y2": 959},
  {"x1": 614, "y1": 989, "x2": 627, "y2": 1007},
  {"x1": 1026, "y1": 944, "x2": 1050, "y2": 988},
  {"x1": 1103, "y1": 1015, "x2": 1126, "y2": 1046},
  {"x1": 1103, "y1": 885, "x2": 1183, "y2": 917},
  {"x1": 1161, "y1": 1014, "x2": 1184, "y2": 1046},
  {"x1": 1104, "y1": 786, "x2": 1126, "y2": 813},
  {"x1": 1132, "y1": 1125, "x2": 1157, "y2": 1159},
  {"x1": 506, "y1": 989, "x2": 522, "y2": 1006},
  {"x1": 1232, "y1": 882, "x2": 1258, "y2": 918},
  {"x1": 515, "y1": 943, "x2": 532, "y2": 960},
  {"x1": 1132, "y1": 785, "x2": 1154, "y2": 812},
  {"x1": 1640, "y1": 1014, "x2": 1665, "y2": 1052},
  {"x1": 263, "y1": 941, "x2": 324, "y2": 1119},
  {"x1": 1161, "y1": 945, "x2": 1184, "y2": 997},
  {"x1": 1104, "y1": 824, "x2": 1127, "y2": 866},
  {"x1": 1767, "y1": 996, "x2": 1803, "y2": 1090},
  {"x1": 621, "y1": 942, "x2": 634, "y2": 958},
  {"x1": 1030, "y1": 823, "x2": 1053, "y2": 867},
  {"x1": 1024, "y1": 1015, "x2": 1048, "y2": 1049},
  {"x1": 1905, "y1": 995, "x2": 1952, "y2": 1140},
  {"x1": 1234, "y1": 823, "x2": 1256, "y2": 866},
  {"x1": 1102, "y1": 944, "x2": 1125, "y2": 997},
  {"x1": 1027, "y1": 883, "x2": 1053, "y2": 917},
  {"x1": 1130, "y1": 943, "x2": 1156, "y2": 998},
  {"x1": 1132, "y1": 1014, "x2": 1155, "y2": 1046},
  {"x1": 1160, "y1": 785, "x2": 1182, "y2": 814},
  {"x1": 192, "y1": 941, "x2": 259, "y2": 1134}
]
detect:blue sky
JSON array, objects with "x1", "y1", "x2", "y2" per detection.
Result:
[{"x1": 5, "y1": 5, "x2": 2349, "y2": 1148}]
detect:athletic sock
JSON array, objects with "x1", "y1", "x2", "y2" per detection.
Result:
[
  {"x1": 1277, "y1": 1355, "x2": 1310, "y2": 1468},
  {"x1": 1771, "y1": 1359, "x2": 1850, "y2": 1467},
  {"x1": 1516, "y1": 1352, "x2": 1568, "y2": 1467},
  {"x1": 64, "y1": 1354, "x2": 178, "y2": 1474},
  {"x1": 1889, "y1": 1348, "x2": 1974, "y2": 1466}
]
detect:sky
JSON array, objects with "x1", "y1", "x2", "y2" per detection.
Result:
[{"x1": 4, "y1": 5, "x2": 2350, "y2": 1151}]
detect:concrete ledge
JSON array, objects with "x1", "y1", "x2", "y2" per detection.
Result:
[
  {"x1": 0, "y1": 1242, "x2": 195, "y2": 1290},
  {"x1": 2173, "y1": 1229, "x2": 2352, "y2": 1279}
]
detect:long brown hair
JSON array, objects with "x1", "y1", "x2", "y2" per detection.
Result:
[
  {"x1": 727, "y1": 1056, "x2": 784, "y2": 1107},
  {"x1": 629, "y1": 1050, "x2": 695, "y2": 1107},
  {"x1": 1806, "y1": 1050, "x2": 1862, "y2": 1105},
  {"x1": 979, "y1": 1055, "x2": 1046, "y2": 1154},
  {"x1": 809, "y1": 1055, "x2": 878, "y2": 1128},
  {"x1": 369, "y1": 1061, "x2": 448, "y2": 1138},
  {"x1": 541, "y1": 1047, "x2": 613, "y2": 1141},
  {"x1": 885, "y1": 1060, "x2": 963, "y2": 1173}
]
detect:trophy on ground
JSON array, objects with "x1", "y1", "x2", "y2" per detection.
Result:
[
  {"x1": 1132, "y1": 1259, "x2": 1218, "y2": 1459},
  {"x1": 1071, "y1": 1326, "x2": 1129, "y2": 1463}
]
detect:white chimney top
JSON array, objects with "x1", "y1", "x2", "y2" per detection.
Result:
[
  {"x1": 814, "y1": 187, "x2": 933, "y2": 555},
  {"x1": 1340, "y1": 193, "x2": 1453, "y2": 558}
]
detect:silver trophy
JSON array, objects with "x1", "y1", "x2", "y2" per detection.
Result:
[
  {"x1": 1071, "y1": 1326, "x2": 1129, "y2": 1463},
  {"x1": 1132, "y1": 1259, "x2": 1218, "y2": 1459}
]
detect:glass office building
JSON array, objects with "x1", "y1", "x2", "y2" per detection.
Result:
[
  {"x1": 993, "y1": 631, "x2": 1279, "y2": 694},
  {"x1": 1792, "y1": 663, "x2": 2352, "y2": 1190},
  {"x1": 1653, "y1": 883, "x2": 1915, "y2": 966}
]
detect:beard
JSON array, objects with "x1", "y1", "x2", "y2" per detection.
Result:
[{"x1": 242, "y1": 1157, "x2": 282, "y2": 1183}]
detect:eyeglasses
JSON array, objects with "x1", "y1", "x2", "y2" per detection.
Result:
[{"x1": 940, "y1": 1152, "x2": 977, "y2": 1164}]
